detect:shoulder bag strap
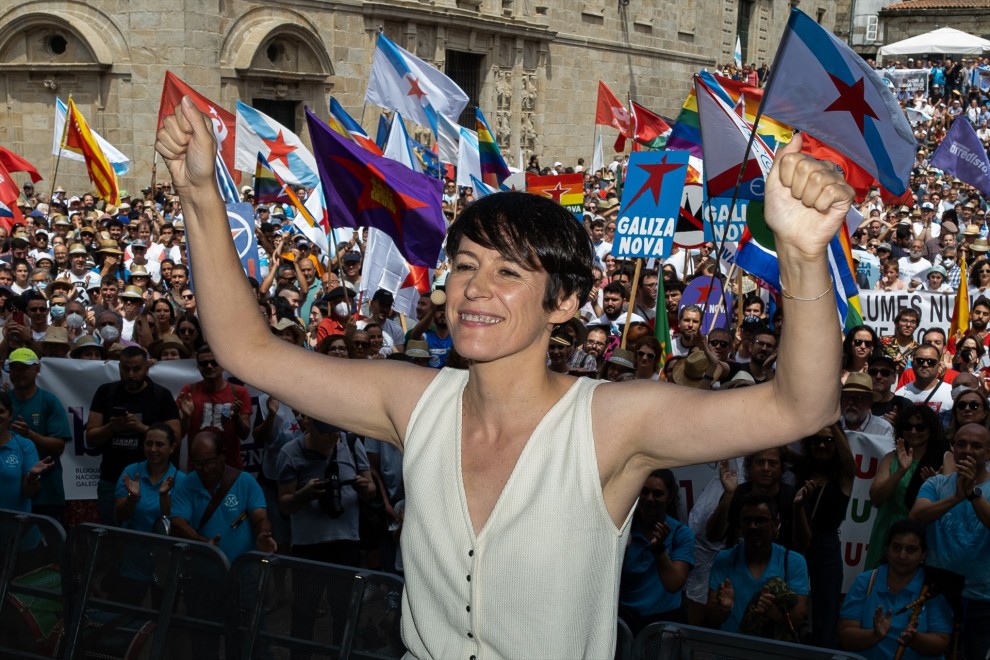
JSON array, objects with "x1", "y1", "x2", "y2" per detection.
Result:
[{"x1": 197, "y1": 466, "x2": 238, "y2": 532}]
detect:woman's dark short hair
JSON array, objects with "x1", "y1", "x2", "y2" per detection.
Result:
[
  {"x1": 445, "y1": 192, "x2": 594, "y2": 312},
  {"x1": 885, "y1": 518, "x2": 927, "y2": 554}
]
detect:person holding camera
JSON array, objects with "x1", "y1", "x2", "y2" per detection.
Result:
[{"x1": 277, "y1": 416, "x2": 375, "y2": 657}]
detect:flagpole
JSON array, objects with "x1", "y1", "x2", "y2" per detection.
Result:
[
  {"x1": 620, "y1": 258, "x2": 643, "y2": 349},
  {"x1": 47, "y1": 95, "x2": 76, "y2": 225}
]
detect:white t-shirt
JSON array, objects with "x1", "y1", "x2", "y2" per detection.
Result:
[{"x1": 895, "y1": 380, "x2": 955, "y2": 415}]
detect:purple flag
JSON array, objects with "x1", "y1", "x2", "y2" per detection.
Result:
[
  {"x1": 304, "y1": 108, "x2": 445, "y2": 268},
  {"x1": 930, "y1": 116, "x2": 990, "y2": 199}
]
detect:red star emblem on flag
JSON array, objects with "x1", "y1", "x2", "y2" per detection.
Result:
[
  {"x1": 824, "y1": 75, "x2": 879, "y2": 134},
  {"x1": 624, "y1": 156, "x2": 686, "y2": 208},
  {"x1": 406, "y1": 75, "x2": 427, "y2": 102},
  {"x1": 263, "y1": 130, "x2": 297, "y2": 167},
  {"x1": 330, "y1": 155, "x2": 428, "y2": 236},
  {"x1": 540, "y1": 182, "x2": 573, "y2": 203}
]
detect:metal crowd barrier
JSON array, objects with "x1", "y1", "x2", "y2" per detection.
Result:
[
  {"x1": 229, "y1": 551, "x2": 406, "y2": 659},
  {"x1": 0, "y1": 509, "x2": 67, "y2": 659},
  {"x1": 633, "y1": 622, "x2": 868, "y2": 660},
  {"x1": 61, "y1": 523, "x2": 230, "y2": 660}
]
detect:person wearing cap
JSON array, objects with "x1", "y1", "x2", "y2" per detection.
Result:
[
  {"x1": 118, "y1": 285, "x2": 152, "y2": 345},
  {"x1": 86, "y1": 345, "x2": 182, "y2": 525},
  {"x1": 65, "y1": 242, "x2": 97, "y2": 300},
  {"x1": 547, "y1": 328, "x2": 574, "y2": 374},
  {"x1": 124, "y1": 236, "x2": 161, "y2": 284},
  {"x1": 161, "y1": 101, "x2": 852, "y2": 658},
  {"x1": 339, "y1": 250, "x2": 363, "y2": 290},
  {"x1": 839, "y1": 373, "x2": 894, "y2": 441},
  {"x1": 276, "y1": 415, "x2": 376, "y2": 647},
  {"x1": 603, "y1": 348, "x2": 636, "y2": 381},
  {"x1": 919, "y1": 264, "x2": 952, "y2": 292},
  {"x1": 6, "y1": 347, "x2": 72, "y2": 523},
  {"x1": 24, "y1": 293, "x2": 51, "y2": 343}
]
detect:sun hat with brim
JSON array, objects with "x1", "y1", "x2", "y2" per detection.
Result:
[
  {"x1": 69, "y1": 335, "x2": 106, "y2": 359},
  {"x1": 48, "y1": 279, "x2": 72, "y2": 293},
  {"x1": 97, "y1": 241, "x2": 123, "y2": 255},
  {"x1": 129, "y1": 265, "x2": 150, "y2": 278},
  {"x1": 606, "y1": 348, "x2": 636, "y2": 370},
  {"x1": 841, "y1": 372, "x2": 880, "y2": 401},
  {"x1": 54, "y1": 216, "x2": 73, "y2": 227},
  {"x1": 119, "y1": 285, "x2": 145, "y2": 300},
  {"x1": 672, "y1": 351, "x2": 720, "y2": 388},
  {"x1": 149, "y1": 333, "x2": 191, "y2": 360},
  {"x1": 972, "y1": 238, "x2": 990, "y2": 253},
  {"x1": 41, "y1": 326, "x2": 69, "y2": 345},
  {"x1": 555, "y1": 317, "x2": 589, "y2": 346},
  {"x1": 719, "y1": 371, "x2": 756, "y2": 389},
  {"x1": 926, "y1": 265, "x2": 948, "y2": 279},
  {"x1": 8, "y1": 348, "x2": 40, "y2": 366},
  {"x1": 272, "y1": 317, "x2": 305, "y2": 340},
  {"x1": 964, "y1": 224, "x2": 982, "y2": 237},
  {"x1": 406, "y1": 339, "x2": 431, "y2": 358},
  {"x1": 68, "y1": 243, "x2": 88, "y2": 256}
]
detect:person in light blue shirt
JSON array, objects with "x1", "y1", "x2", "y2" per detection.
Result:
[
  {"x1": 839, "y1": 519, "x2": 952, "y2": 659},
  {"x1": 619, "y1": 469, "x2": 695, "y2": 635},
  {"x1": 706, "y1": 493, "x2": 809, "y2": 638},
  {"x1": 170, "y1": 430, "x2": 275, "y2": 660},
  {"x1": 910, "y1": 423, "x2": 990, "y2": 660},
  {"x1": 111, "y1": 423, "x2": 185, "y2": 607},
  {"x1": 0, "y1": 388, "x2": 52, "y2": 558}
]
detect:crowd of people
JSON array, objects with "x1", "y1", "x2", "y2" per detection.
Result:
[{"x1": 2, "y1": 57, "x2": 990, "y2": 654}]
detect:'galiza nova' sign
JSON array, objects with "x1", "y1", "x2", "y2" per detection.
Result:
[{"x1": 613, "y1": 150, "x2": 689, "y2": 259}]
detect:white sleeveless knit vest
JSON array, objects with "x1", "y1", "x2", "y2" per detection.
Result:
[{"x1": 400, "y1": 368, "x2": 632, "y2": 659}]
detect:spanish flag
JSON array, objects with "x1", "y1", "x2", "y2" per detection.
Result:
[{"x1": 61, "y1": 98, "x2": 120, "y2": 205}]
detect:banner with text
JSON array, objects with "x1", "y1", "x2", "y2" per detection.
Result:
[
  {"x1": 613, "y1": 150, "x2": 689, "y2": 259},
  {"x1": 36, "y1": 358, "x2": 270, "y2": 500}
]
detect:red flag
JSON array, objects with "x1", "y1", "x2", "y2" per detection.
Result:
[
  {"x1": 0, "y1": 146, "x2": 41, "y2": 184},
  {"x1": 800, "y1": 134, "x2": 912, "y2": 206},
  {"x1": 0, "y1": 159, "x2": 24, "y2": 229},
  {"x1": 158, "y1": 71, "x2": 236, "y2": 175},
  {"x1": 596, "y1": 81, "x2": 632, "y2": 152},
  {"x1": 629, "y1": 101, "x2": 671, "y2": 149}
]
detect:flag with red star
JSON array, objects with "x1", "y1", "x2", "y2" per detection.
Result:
[
  {"x1": 365, "y1": 32, "x2": 468, "y2": 135},
  {"x1": 612, "y1": 151, "x2": 689, "y2": 259},
  {"x1": 235, "y1": 101, "x2": 319, "y2": 187},
  {"x1": 759, "y1": 8, "x2": 916, "y2": 195},
  {"x1": 526, "y1": 173, "x2": 584, "y2": 216},
  {"x1": 305, "y1": 108, "x2": 445, "y2": 269}
]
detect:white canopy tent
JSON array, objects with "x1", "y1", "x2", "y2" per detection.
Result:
[{"x1": 877, "y1": 27, "x2": 990, "y2": 63}]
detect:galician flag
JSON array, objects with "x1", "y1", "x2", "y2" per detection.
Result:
[
  {"x1": 759, "y1": 8, "x2": 916, "y2": 195},
  {"x1": 235, "y1": 101, "x2": 319, "y2": 187},
  {"x1": 365, "y1": 32, "x2": 468, "y2": 134}
]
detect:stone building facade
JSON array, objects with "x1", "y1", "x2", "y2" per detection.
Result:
[
  {"x1": 879, "y1": 0, "x2": 990, "y2": 46},
  {"x1": 0, "y1": 0, "x2": 834, "y2": 194}
]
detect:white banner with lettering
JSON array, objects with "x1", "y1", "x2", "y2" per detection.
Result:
[{"x1": 35, "y1": 358, "x2": 269, "y2": 500}]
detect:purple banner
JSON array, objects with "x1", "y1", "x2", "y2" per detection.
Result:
[{"x1": 930, "y1": 116, "x2": 990, "y2": 199}]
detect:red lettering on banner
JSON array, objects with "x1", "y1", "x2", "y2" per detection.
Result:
[
  {"x1": 844, "y1": 542, "x2": 866, "y2": 567},
  {"x1": 855, "y1": 453, "x2": 878, "y2": 479}
]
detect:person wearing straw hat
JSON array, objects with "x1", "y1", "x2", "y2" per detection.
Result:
[
  {"x1": 149, "y1": 333, "x2": 191, "y2": 361},
  {"x1": 671, "y1": 350, "x2": 722, "y2": 390},
  {"x1": 839, "y1": 373, "x2": 894, "y2": 441},
  {"x1": 160, "y1": 98, "x2": 853, "y2": 659}
]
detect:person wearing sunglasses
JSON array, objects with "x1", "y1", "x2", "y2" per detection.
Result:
[
  {"x1": 947, "y1": 385, "x2": 990, "y2": 443},
  {"x1": 869, "y1": 355, "x2": 913, "y2": 425},
  {"x1": 175, "y1": 343, "x2": 252, "y2": 470},
  {"x1": 894, "y1": 344, "x2": 955, "y2": 413},
  {"x1": 842, "y1": 325, "x2": 881, "y2": 381},
  {"x1": 866, "y1": 405, "x2": 947, "y2": 570}
]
